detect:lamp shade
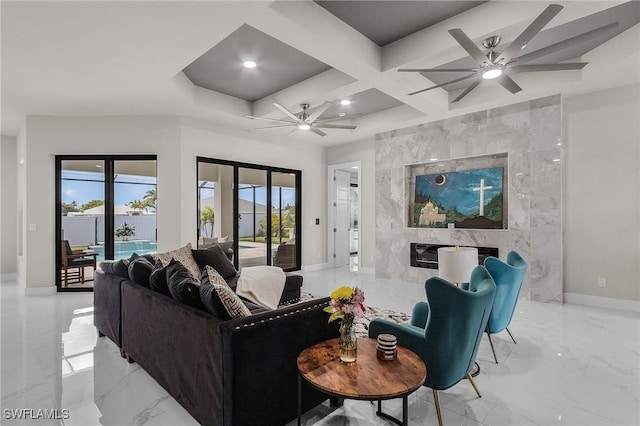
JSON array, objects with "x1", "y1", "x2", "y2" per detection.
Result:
[{"x1": 437, "y1": 246, "x2": 479, "y2": 285}]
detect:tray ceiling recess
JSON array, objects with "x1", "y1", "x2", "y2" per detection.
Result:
[
  {"x1": 399, "y1": 3, "x2": 624, "y2": 102},
  {"x1": 182, "y1": 24, "x2": 331, "y2": 102}
]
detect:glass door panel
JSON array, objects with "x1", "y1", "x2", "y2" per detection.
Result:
[
  {"x1": 113, "y1": 160, "x2": 157, "y2": 260},
  {"x1": 238, "y1": 168, "x2": 268, "y2": 269},
  {"x1": 271, "y1": 172, "x2": 298, "y2": 270},
  {"x1": 198, "y1": 162, "x2": 235, "y2": 253},
  {"x1": 59, "y1": 159, "x2": 105, "y2": 289}
]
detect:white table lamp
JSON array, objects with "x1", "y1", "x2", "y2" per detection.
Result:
[{"x1": 437, "y1": 246, "x2": 479, "y2": 286}]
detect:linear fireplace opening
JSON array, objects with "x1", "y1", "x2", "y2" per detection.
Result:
[{"x1": 410, "y1": 243, "x2": 499, "y2": 269}]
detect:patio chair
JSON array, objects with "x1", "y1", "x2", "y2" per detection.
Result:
[{"x1": 61, "y1": 240, "x2": 97, "y2": 287}]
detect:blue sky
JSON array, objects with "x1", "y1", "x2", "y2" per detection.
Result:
[
  {"x1": 62, "y1": 171, "x2": 155, "y2": 206},
  {"x1": 62, "y1": 171, "x2": 295, "y2": 209}
]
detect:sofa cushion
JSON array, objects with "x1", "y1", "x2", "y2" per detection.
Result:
[
  {"x1": 99, "y1": 259, "x2": 130, "y2": 279},
  {"x1": 153, "y1": 243, "x2": 201, "y2": 279},
  {"x1": 128, "y1": 256, "x2": 154, "y2": 287},
  {"x1": 149, "y1": 260, "x2": 171, "y2": 297},
  {"x1": 166, "y1": 259, "x2": 204, "y2": 309},
  {"x1": 192, "y1": 244, "x2": 237, "y2": 279},
  {"x1": 200, "y1": 266, "x2": 250, "y2": 319}
]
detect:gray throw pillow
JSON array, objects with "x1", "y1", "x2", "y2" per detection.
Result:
[
  {"x1": 166, "y1": 259, "x2": 204, "y2": 309},
  {"x1": 191, "y1": 244, "x2": 237, "y2": 279}
]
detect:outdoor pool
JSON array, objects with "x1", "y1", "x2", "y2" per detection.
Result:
[{"x1": 90, "y1": 240, "x2": 157, "y2": 261}]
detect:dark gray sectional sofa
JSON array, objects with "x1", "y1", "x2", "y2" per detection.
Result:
[{"x1": 94, "y1": 266, "x2": 339, "y2": 425}]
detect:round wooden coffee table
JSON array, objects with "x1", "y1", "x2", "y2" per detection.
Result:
[{"x1": 297, "y1": 338, "x2": 426, "y2": 426}]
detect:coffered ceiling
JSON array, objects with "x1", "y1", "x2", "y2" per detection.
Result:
[{"x1": 2, "y1": 1, "x2": 639, "y2": 146}]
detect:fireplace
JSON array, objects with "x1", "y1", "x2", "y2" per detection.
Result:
[{"x1": 410, "y1": 243, "x2": 499, "y2": 269}]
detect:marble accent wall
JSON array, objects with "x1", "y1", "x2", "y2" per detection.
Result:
[{"x1": 375, "y1": 95, "x2": 563, "y2": 303}]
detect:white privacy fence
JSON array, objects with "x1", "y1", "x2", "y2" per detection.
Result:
[{"x1": 61, "y1": 215, "x2": 157, "y2": 246}]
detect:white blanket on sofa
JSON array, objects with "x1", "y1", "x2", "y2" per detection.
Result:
[{"x1": 236, "y1": 266, "x2": 286, "y2": 310}]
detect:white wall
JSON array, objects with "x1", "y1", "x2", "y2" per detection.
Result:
[
  {"x1": 17, "y1": 115, "x2": 329, "y2": 290},
  {"x1": 1, "y1": 135, "x2": 18, "y2": 275},
  {"x1": 21, "y1": 116, "x2": 182, "y2": 290},
  {"x1": 564, "y1": 84, "x2": 640, "y2": 301},
  {"x1": 179, "y1": 118, "x2": 327, "y2": 268},
  {"x1": 326, "y1": 139, "x2": 375, "y2": 270}
]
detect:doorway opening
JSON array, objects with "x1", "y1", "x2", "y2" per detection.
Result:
[
  {"x1": 197, "y1": 157, "x2": 301, "y2": 271},
  {"x1": 327, "y1": 161, "x2": 361, "y2": 272},
  {"x1": 55, "y1": 155, "x2": 157, "y2": 291}
]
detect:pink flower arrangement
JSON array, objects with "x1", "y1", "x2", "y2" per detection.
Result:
[{"x1": 324, "y1": 286, "x2": 366, "y2": 326}]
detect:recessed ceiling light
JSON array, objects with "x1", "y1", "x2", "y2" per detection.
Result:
[
  {"x1": 243, "y1": 60, "x2": 257, "y2": 69},
  {"x1": 340, "y1": 99, "x2": 351, "y2": 106},
  {"x1": 95, "y1": 164, "x2": 102, "y2": 168},
  {"x1": 552, "y1": 158, "x2": 561, "y2": 162},
  {"x1": 298, "y1": 123, "x2": 310, "y2": 130},
  {"x1": 430, "y1": 157, "x2": 438, "y2": 161},
  {"x1": 351, "y1": 166, "x2": 358, "y2": 169},
  {"x1": 338, "y1": 112, "x2": 346, "y2": 117}
]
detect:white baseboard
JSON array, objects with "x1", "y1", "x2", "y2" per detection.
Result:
[
  {"x1": 0, "y1": 273, "x2": 17, "y2": 281},
  {"x1": 302, "y1": 263, "x2": 328, "y2": 272},
  {"x1": 24, "y1": 286, "x2": 57, "y2": 296},
  {"x1": 564, "y1": 292, "x2": 640, "y2": 313},
  {"x1": 358, "y1": 267, "x2": 375, "y2": 275}
]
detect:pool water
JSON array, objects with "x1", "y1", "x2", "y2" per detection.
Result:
[{"x1": 90, "y1": 240, "x2": 157, "y2": 261}]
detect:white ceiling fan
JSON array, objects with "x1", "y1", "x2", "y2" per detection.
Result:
[
  {"x1": 246, "y1": 102, "x2": 358, "y2": 137},
  {"x1": 399, "y1": 4, "x2": 618, "y2": 102}
]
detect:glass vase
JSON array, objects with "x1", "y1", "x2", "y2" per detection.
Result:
[{"x1": 339, "y1": 321, "x2": 357, "y2": 362}]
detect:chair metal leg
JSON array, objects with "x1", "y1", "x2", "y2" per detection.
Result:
[
  {"x1": 506, "y1": 327, "x2": 517, "y2": 344},
  {"x1": 487, "y1": 332, "x2": 498, "y2": 363},
  {"x1": 466, "y1": 373, "x2": 482, "y2": 398},
  {"x1": 432, "y1": 389, "x2": 443, "y2": 426}
]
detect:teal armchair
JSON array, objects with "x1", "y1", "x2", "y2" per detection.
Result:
[
  {"x1": 483, "y1": 251, "x2": 528, "y2": 363},
  {"x1": 369, "y1": 266, "x2": 496, "y2": 426}
]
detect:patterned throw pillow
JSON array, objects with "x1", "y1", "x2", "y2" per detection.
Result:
[
  {"x1": 200, "y1": 265, "x2": 250, "y2": 319},
  {"x1": 152, "y1": 243, "x2": 201, "y2": 279}
]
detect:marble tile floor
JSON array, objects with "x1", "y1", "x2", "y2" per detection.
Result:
[{"x1": 1, "y1": 269, "x2": 638, "y2": 426}]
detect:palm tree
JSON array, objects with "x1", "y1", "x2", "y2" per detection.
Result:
[
  {"x1": 128, "y1": 199, "x2": 147, "y2": 213},
  {"x1": 143, "y1": 188, "x2": 157, "y2": 211},
  {"x1": 200, "y1": 206, "x2": 215, "y2": 237}
]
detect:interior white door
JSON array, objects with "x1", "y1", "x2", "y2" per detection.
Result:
[{"x1": 334, "y1": 169, "x2": 351, "y2": 267}]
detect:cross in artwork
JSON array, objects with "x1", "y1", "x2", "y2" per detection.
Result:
[{"x1": 472, "y1": 178, "x2": 493, "y2": 216}]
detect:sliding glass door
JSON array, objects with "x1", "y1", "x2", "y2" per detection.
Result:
[
  {"x1": 56, "y1": 155, "x2": 156, "y2": 291},
  {"x1": 197, "y1": 157, "x2": 301, "y2": 271}
]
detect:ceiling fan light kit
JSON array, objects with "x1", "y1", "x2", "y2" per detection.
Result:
[
  {"x1": 245, "y1": 102, "x2": 359, "y2": 137},
  {"x1": 482, "y1": 65, "x2": 503, "y2": 80},
  {"x1": 399, "y1": 4, "x2": 619, "y2": 102}
]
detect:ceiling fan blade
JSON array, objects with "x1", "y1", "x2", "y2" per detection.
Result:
[
  {"x1": 510, "y1": 63, "x2": 588, "y2": 73},
  {"x1": 398, "y1": 68, "x2": 476, "y2": 73},
  {"x1": 497, "y1": 75, "x2": 523, "y2": 94},
  {"x1": 512, "y1": 22, "x2": 618, "y2": 65},
  {"x1": 309, "y1": 127, "x2": 327, "y2": 137},
  {"x1": 408, "y1": 73, "x2": 477, "y2": 96},
  {"x1": 273, "y1": 103, "x2": 302, "y2": 122},
  {"x1": 315, "y1": 123, "x2": 357, "y2": 130},
  {"x1": 448, "y1": 28, "x2": 490, "y2": 66},
  {"x1": 497, "y1": 4, "x2": 564, "y2": 64},
  {"x1": 253, "y1": 124, "x2": 298, "y2": 130},
  {"x1": 452, "y1": 79, "x2": 481, "y2": 103},
  {"x1": 245, "y1": 116, "x2": 297, "y2": 125},
  {"x1": 306, "y1": 101, "x2": 332, "y2": 123}
]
